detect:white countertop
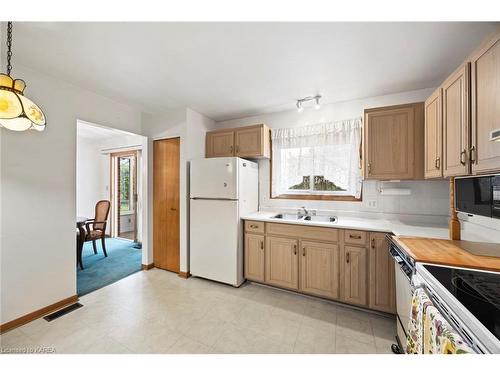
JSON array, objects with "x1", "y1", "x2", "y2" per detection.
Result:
[{"x1": 241, "y1": 211, "x2": 449, "y2": 239}]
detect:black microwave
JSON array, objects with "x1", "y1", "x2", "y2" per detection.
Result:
[{"x1": 455, "y1": 175, "x2": 500, "y2": 219}]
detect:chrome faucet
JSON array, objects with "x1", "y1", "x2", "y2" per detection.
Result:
[{"x1": 299, "y1": 206, "x2": 309, "y2": 216}]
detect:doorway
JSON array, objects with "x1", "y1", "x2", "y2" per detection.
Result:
[
  {"x1": 153, "y1": 137, "x2": 180, "y2": 273},
  {"x1": 111, "y1": 151, "x2": 138, "y2": 242}
]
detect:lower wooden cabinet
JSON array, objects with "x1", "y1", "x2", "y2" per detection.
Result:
[
  {"x1": 244, "y1": 234, "x2": 265, "y2": 282},
  {"x1": 369, "y1": 233, "x2": 396, "y2": 313},
  {"x1": 300, "y1": 241, "x2": 340, "y2": 299},
  {"x1": 265, "y1": 236, "x2": 299, "y2": 290},
  {"x1": 343, "y1": 245, "x2": 368, "y2": 306},
  {"x1": 244, "y1": 221, "x2": 394, "y2": 314}
]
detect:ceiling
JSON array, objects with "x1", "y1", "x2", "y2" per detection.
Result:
[
  {"x1": 77, "y1": 121, "x2": 137, "y2": 141},
  {"x1": 11, "y1": 22, "x2": 498, "y2": 121}
]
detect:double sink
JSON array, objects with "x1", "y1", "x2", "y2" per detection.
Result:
[{"x1": 272, "y1": 213, "x2": 337, "y2": 223}]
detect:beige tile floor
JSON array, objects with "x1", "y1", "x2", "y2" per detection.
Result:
[{"x1": 0, "y1": 269, "x2": 397, "y2": 354}]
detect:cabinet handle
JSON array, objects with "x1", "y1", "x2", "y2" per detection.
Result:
[
  {"x1": 236, "y1": 145, "x2": 239, "y2": 153},
  {"x1": 435, "y1": 157, "x2": 440, "y2": 170},
  {"x1": 302, "y1": 247, "x2": 306, "y2": 256},
  {"x1": 460, "y1": 149, "x2": 467, "y2": 165},
  {"x1": 469, "y1": 146, "x2": 476, "y2": 163},
  {"x1": 367, "y1": 163, "x2": 372, "y2": 174},
  {"x1": 249, "y1": 224, "x2": 258, "y2": 229},
  {"x1": 346, "y1": 252, "x2": 350, "y2": 263},
  {"x1": 293, "y1": 244, "x2": 297, "y2": 255},
  {"x1": 260, "y1": 241, "x2": 264, "y2": 250},
  {"x1": 349, "y1": 234, "x2": 362, "y2": 239},
  {"x1": 371, "y1": 238, "x2": 375, "y2": 249},
  {"x1": 230, "y1": 145, "x2": 233, "y2": 153}
]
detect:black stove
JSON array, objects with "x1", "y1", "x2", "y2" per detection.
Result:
[{"x1": 423, "y1": 264, "x2": 500, "y2": 342}]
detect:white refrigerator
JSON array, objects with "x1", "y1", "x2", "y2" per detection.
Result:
[{"x1": 189, "y1": 157, "x2": 258, "y2": 286}]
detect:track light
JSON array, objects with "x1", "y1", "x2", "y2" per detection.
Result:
[{"x1": 296, "y1": 95, "x2": 322, "y2": 113}]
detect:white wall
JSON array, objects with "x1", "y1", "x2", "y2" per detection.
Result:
[
  {"x1": 215, "y1": 88, "x2": 450, "y2": 220},
  {"x1": 76, "y1": 136, "x2": 108, "y2": 219},
  {"x1": 0, "y1": 64, "x2": 146, "y2": 324}
]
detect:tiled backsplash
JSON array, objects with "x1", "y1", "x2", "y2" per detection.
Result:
[{"x1": 257, "y1": 159, "x2": 450, "y2": 219}]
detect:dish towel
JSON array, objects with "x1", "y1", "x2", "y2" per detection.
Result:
[
  {"x1": 423, "y1": 305, "x2": 473, "y2": 354},
  {"x1": 406, "y1": 288, "x2": 432, "y2": 354}
]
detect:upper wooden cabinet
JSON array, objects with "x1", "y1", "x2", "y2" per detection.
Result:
[
  {"x1": 442, "y1": 63, "x2": 471, "y2": 177},
  {"x1": 299, "y1": 240, "x2": 340, "y2": 300},
  {"x1": 363, "y1": 103, "x2": 424, "y2": 180},
  {"x1": 368, "y1": 233, "x2": 396, "y2": 314},
  {"x1": 470, "y1": 30, "x2": 500, "y2": 174},
  {"x1": 424, "y1": 88, "x2": 443, "y2": 179},
  {"x1": 205, "y1": 130, "x2": 234, "y2": 157},
  {"x1": 205, "y1": 124, "x2": 270, "y2": 159},
  {"x1": 424, "y1": 27, "x2": 500, "y2": 178}
]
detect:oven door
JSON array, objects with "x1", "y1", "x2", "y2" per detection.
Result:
[{"x1": 394, "y1": 261, "x2": 413, "y2": 352}]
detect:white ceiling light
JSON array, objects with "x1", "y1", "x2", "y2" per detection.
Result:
[{"x1": 296, "y1": 95, "x2": 322, "y2": 113}]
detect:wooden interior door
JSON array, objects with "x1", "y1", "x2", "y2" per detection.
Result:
[
  {"x1": 368, "y1": 233, "x2": 396, "y2": 313},
  {"x1": 153, "y1": 138, "x2": 180, "y2": 272},
  {"x1": 364, "y1": 104, "x2": 415, "y2": 179},
  {"x1": 424, "y1": 89, "x2": 443, "y2": 179},
  {"x1": 300, "y1": 240, "x2": 340, "y2": 299},
  {"x1": 244, "y1": 234, "x2": 265, "y2": 282},
  {"x1": 343, "y1": 245, "x2": 368, "y2": 306},
  {"x1": 206, "y1": 131, "x2": 234, "y2": 157},
  {"x1": 443, "y1": 63, "x2": 470, "y2": 177},
  {"x1": 235, "y1": 126, "x2": 263, "y2": 157},
  {"x1": 471, "y1": 31, "x2": 500, "y2": 174},
  {"x1": 265, "y1": 236, "x2": 299, "y2": 290}
]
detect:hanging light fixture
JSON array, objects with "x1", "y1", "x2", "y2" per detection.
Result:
[{"x1": 0, "y1": 22, "x2": 46, "y2": 132}]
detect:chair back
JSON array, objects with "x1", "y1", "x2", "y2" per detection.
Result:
[{"x1": 94, "y1": 200, "x2": 111, "y2": 230}]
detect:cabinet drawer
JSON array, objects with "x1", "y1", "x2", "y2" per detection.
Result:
[
  {"x1": 266, "y1": 223, "x2": 338, "y2": 242},
  {"x1": 344, "y1": 230, "x2": 367, "y2": 245},
  {"x1": 245, "y1": 220, "x2": 264, "y2": 233}
]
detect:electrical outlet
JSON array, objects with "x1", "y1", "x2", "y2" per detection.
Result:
[{"x1": 367, "y1": 199, "x2": 378, "y2": 209}]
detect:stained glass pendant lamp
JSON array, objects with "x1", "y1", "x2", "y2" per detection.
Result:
[{"x1": 0, "y1": 22, "x2": 46, "y2": 131}]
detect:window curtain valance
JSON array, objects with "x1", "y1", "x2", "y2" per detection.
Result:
[{"x1": 271, "y1": 117, "x2": 362, "y2": 198}]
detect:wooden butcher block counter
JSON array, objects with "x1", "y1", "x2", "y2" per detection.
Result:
[{"x1": 393, "y1": 236, "x2": 500, "y2": 272}]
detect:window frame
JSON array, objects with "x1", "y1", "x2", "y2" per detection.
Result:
[{"x1": 269, "y1": 140, "x2": 362, "y2": 202}]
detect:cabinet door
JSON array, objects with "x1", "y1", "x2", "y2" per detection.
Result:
[
  {"x1": 364, "y1": 104, "x2": 416, "y2": 180},
  {"x1": 369, "y1": 233, "x2": 396, "y2": 314},
  {"x1": 343, "y1": 245, "x2": 368, "y2": 306},
  {"x1": 424, "y1": 88, "x2": 443, "y2": 179},
  {"x1": 206, "y1": 130, "x2": 234, "y2": 157},
  {"x1": 471, "y1": 31, "x2": 500, "y2": 174},
  {"x1": 443, "y1": 63, "x2": 470, "y2": 177},
  {"x1": 244, "y1": 234, "x2": 265, "y2": 282},
  {"x1": 300, "y1": 240, "x2": 340, "y2": 299},
  {"x1": 235, "y1": 126, "x2": 264, "y2": 157},
  {"x1": 265, "y1": 236, "x2": 299, "y2": 290}
]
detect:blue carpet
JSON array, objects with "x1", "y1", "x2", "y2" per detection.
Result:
[{"x1": 77, "y1": 238, "x2": 142, "y2": 296}]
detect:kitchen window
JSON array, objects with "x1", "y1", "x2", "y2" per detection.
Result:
[{"x1": 271, "y1": 118, "x2": 362, "y2": 200}]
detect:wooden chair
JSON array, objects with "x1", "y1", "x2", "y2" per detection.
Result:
[{"x1": 84, "y1": 200, "x2": 111, "y2": 258}]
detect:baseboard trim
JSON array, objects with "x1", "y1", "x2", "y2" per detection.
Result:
[
  {"x1": 142, "y1": 263, "x2": 154, "y2": 270},
  {"x1": 178, "y1": 271, "x2": 191, "y2": 279},
  {"x1": 0, "y1": 295, "x2": 79, "y2": 334}
]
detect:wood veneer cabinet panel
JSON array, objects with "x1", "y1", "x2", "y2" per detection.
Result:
[
  {"x1": 364, "y1": 103, "x2": 424, "y2": 180},
  {"x1": 424, "y1": 88, "x2": 444, "y2": 179},
  {"x1": 470, "y1": 29, "x2": 500, "y2": 174},
  {"x1": 442, "y1": 63, "x2": 471, "y2": 177}
]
